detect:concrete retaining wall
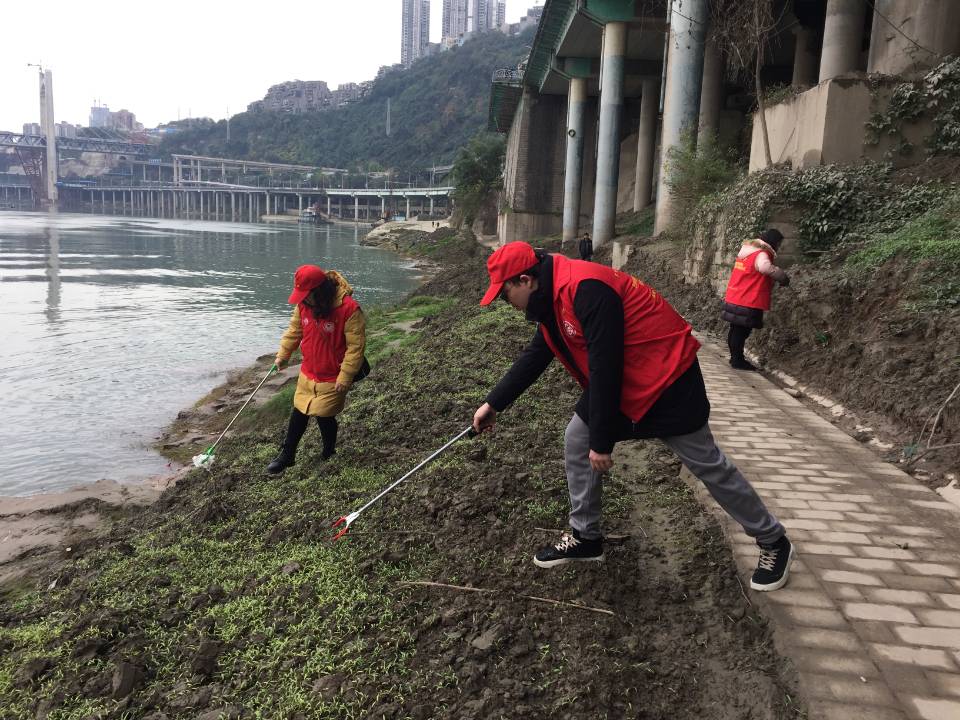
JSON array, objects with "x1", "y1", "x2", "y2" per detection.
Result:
[{"x1": 749, "y1": 77, "x2": 934, "y2": 172}]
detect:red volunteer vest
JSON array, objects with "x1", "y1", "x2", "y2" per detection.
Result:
[
  {"x1": 540, "y1": 255, "x2": 701, "y2": 423},
  {"x1": 724, "y1": 249, "x2": 774, "y2": 311},
  {"x1": 298, "y1": 295, "x2": 360, "y2": 383}
]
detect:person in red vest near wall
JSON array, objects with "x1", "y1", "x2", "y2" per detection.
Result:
[
  {"x1": 471, "y1": 241, "x2": 794, "y2": 592},
  {"x1": 721, "y1": 229, "x2": 791, "y2": 371}
]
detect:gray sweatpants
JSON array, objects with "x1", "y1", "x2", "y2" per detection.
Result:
[{"x1": 564, "y1": 413, "x2": 784, "y2": 545}]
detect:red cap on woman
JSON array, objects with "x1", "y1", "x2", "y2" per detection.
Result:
[{"x1": 288, "y1": 265, "x2": 327, "y2": 304}]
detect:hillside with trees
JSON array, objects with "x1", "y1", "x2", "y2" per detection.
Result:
[{"x1": 159, "y1": 29, "x2": 532, "y2": 172}]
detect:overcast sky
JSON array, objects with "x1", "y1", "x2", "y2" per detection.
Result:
[{"x1": 1, "y1": 0, "x2": 541, "y2": 132}]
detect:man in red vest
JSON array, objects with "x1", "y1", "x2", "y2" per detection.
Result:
[
  {"x1": 472, "y1": 241, "x2": 793, "y2": 592},
  {"x1": 722, "y1": 229, "x2": 790, "y2": 371}
]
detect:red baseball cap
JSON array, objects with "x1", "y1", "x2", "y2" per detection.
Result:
[
  {"x1": 288, "y1": 264, "x2": 328, "y2": 304},
  {"x1": 480, "y1": 241, "x2": 538, "y2": 306}
]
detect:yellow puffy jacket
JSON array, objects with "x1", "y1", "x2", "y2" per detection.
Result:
[{"x1": 276, "y1": 271, "x2": 366, "y2": 417}]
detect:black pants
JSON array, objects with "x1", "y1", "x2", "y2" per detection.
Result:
[
  {"x1": 283, "y1": 408, "x2": 338, "y2": 459},
  {"x1": 727, "y1": 324, "x2": 753, "y2": 363}
]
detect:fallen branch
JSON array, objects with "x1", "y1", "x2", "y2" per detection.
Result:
[
  {"x1": 399, "y1": 581, "x2": 491, "y2": 593},
  {"x1": 928, "y1": 381, "x2": 960, "y2": 449},
  {"x1": 398, "y1": 581, "x2": 615, "y2": 616},
  {"x1": 904, "y1": 442, "x2": 960, "y2": 467},
  {"x1": 521, "y1": 595, "x2": 615, "y2": 617},
  {"x1": 343, "y1": 530, "x2": 438, "y2": 536},
  {"x1": 533, "y1": 527, "x2": 630, "y2": 542},
  {"x1": 735, "y1": 575, "x2": 753, "y2": 607}
]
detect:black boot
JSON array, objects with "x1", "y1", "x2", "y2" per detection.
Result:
[
  {"x1": 727, "y1": 325, "x2": 756, "y2": 370},
  {"x1": 730, "y1": 358, "x2": 758, "y2": 371},
  {"x1": 268, "y1": 409, "x2": 310, "y2": 474},
  {"x1": 266, "y1": 448, "x2": 295, "y2": 474},
  {"x1": 317, "y1": 416, "x2": 338, "y2": 460}
]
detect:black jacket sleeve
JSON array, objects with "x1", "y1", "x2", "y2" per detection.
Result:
[
  {"x1": 573, "y1": 280, "x2": 624, "y2": 454},
  {"x1": 485, "y1": 326, "x2": 554, "y2": 412}
]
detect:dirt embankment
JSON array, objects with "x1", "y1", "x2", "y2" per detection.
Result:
[
  {"x1": 0, "y1": 233, "x2": 801, "y2": 720},
  {"x1": 607, "y1": 234, "x2": 959, "y2": 488}
]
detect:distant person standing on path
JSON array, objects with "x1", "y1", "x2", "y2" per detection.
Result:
[
  {"x1": 578, "y1": 232, "x2": 593, "y2": 261},
  {"x1": 472, "y1": 242, "x2": 794, "y2": 591},
  {"x1": 267, "y1": 265, "x2": 367, "y2": 474},
  {"x1": 721, "y1": 229, "x2": 790, "y2": 371}
]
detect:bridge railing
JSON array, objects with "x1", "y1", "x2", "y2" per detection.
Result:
[{"x1": 0, "y1": 173, "x2": 33, "y2": 187}]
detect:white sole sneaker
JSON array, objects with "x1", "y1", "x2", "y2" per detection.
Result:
[
  {"x1": 533, "y1": 553, "x2": 605, "y2": 569},
  {"x1": 750, "y1": 543, "x2": 795, "y2": 592}
]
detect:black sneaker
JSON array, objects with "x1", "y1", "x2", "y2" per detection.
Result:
[
  {"x1": 730, "y1": 358, "x2": 758, "y2": 372},
  {"x1": 533, "y1": 530, "x2": 604, "y2": 568},
  {"x1": 266, "y1": 450, "x2": 295, "y2": 475},
  {"x1": 750, "y1": 535, "x2": 794, "y2": 591}
]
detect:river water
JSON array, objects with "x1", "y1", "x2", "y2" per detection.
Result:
[{"x1": 0, "y1": 212, "x2": 421, "y2": 497}]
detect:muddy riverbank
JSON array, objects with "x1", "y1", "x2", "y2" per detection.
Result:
[{"x1": 0, "y1": 230, "x2": 802, "y2": 719}]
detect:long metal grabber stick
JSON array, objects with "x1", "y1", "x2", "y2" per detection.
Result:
[
  {"x1": 331, "y1": 426, "x2": 476, "y2": 540},
  {"x1": 193, "y1": 364, "x2": 278, "y2": 468}
]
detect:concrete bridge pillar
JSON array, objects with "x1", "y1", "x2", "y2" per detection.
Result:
[
  {"x1": 698, "y1": 38, "x2": 724, "y2": 148},
  {"x1": 562, "y1": 76, "x2": 588, "y2": 244},
  {"x1": 655, "y1": 0, "x2": 708, "y2": 235},
  {"x1": 354, "y1": 195, "x2": 359, "y2": 221},
  {"x1": 591, "y1": 21, "x2": 627, "y2": 248},
  {"x1": 327, "y1": 196, "x2": 331, "y2": 215},
  {"x1": 634, "y1": 78, "x2": 659, "y2": 211},
  {"x1": 429, "y1": 196, "x2": 434, "y2": 215},
  {"x1": 792, "y1": 26, "x2": 818, "y2": 87},
  {"x1": 819, "y1": 0, "x2": 866, "y2": 82},
  {"x1": 406, "y1": 196, "x2": 410, "y2": 218},
  {"x1": 867, "y1": 1, "x2": 960, "y2": 76}
]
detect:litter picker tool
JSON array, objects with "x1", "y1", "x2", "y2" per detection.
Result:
[
  {"x1": 331, "y1": 426, "x2": 477, "y2": 540},
  {"x1": 192, "y1": 364, "x2": 279, "y2": 469}
]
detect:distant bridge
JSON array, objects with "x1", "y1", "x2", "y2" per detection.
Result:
[
  {"x1": 57, "y1": 179, "x2": 454, "y2": 222},
  {"x1": 0, "y1": 132, "x2": 152, "y2": 156}
]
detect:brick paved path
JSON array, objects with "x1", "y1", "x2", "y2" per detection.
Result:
[{"x1": 691, "y1": 339, "x2": 960, "y2": 720}]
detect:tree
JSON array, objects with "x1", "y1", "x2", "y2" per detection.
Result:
[
  {"x1": 451, "y1": 133, "x2": 506, "y2": 226},
  {"x1": 709, "y1": 0, "x2": 784, "y2": 168}
]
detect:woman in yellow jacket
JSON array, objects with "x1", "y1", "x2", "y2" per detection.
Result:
[{"x1": 267, "y1": 265, "x2": 366, "y2": 474}]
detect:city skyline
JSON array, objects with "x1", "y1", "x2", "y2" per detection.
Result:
[{"x1": 0, "y1": 0, "x2": 540, "y2": 133}]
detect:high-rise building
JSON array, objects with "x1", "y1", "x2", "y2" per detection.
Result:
[
  {"x1": 443, "y1": 0, "x2": 503, "y2": 40},
  {"x1": 401, "y1": 0, "x2": 431, "y2": 68},
  {"x1": 89, "y1": 105, "x2": 111, "y2": 128},
  {"x1": 442, "y1": 0, "x2": 469, "y2": 41},
  {"x1": 471, "y1": 0, "x2": 504, "y2": 31}
]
